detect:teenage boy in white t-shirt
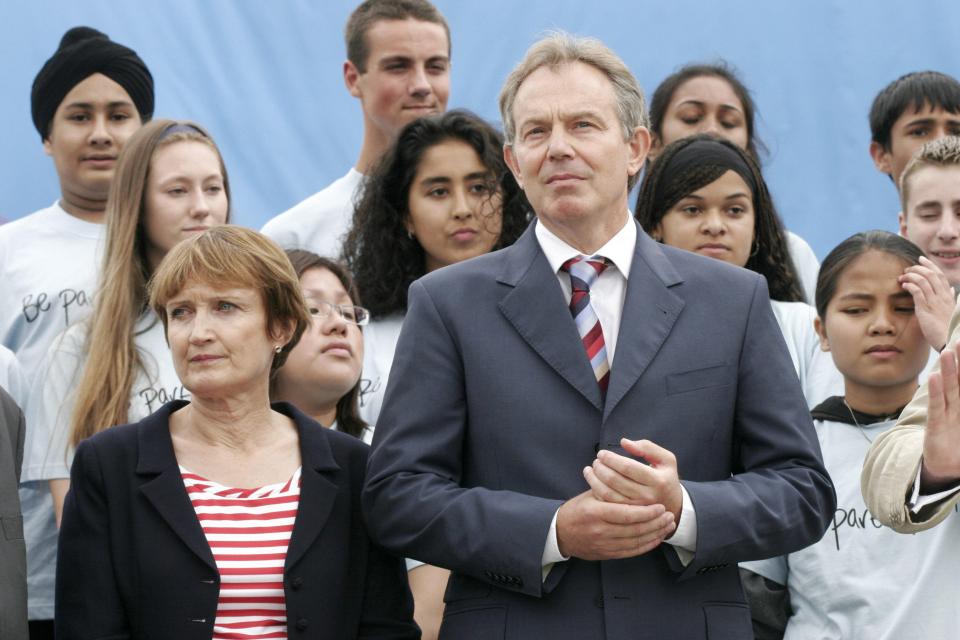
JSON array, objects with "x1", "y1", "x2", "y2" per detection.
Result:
[
  {"x1": 3, "y1": 26, "x2": 153, "y2": 639},
  {"x1": 261, "y1": 0, "x2": 451, "y2": 257}
]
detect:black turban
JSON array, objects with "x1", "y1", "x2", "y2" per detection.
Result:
[{"x1": 31, "y1": 26, "x2": 154, "y2": 140}]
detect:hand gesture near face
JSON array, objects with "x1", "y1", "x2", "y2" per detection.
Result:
[
  {"x1": 921, "y1": 345, "x2": 960, "y2": 492},
  {"x1": 900, "y1": 256, "x2": 956, "y2": 350}
]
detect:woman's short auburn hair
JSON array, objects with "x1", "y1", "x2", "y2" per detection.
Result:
[{"x1": 148, "y1": 225, "x2": 311, "y2": 373}]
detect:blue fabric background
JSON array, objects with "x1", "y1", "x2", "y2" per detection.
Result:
[{"x1": 2, "y1": 0, "x2": 958, "y2": 257}]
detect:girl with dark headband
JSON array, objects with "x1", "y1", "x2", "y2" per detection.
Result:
[
  {"x1": 23, "y1": 119, "x2": 231, "y2": 526},
  {"x1": 648, "y1": 62, "x2": 820, "y2": 302},
  {"x1": 637, "y1": 134, "x2": 841, "y2": 407}
]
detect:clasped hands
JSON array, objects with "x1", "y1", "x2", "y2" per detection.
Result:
[{"x1": 556, "y1": 438, "x2": 683, "y2": 561}]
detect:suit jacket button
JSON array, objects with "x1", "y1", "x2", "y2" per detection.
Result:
[
  {"x1": 291, "y1": 576, "x2": 304, "y2": 590},
  {"x1": 296, "y1": 618, "x2": 308, "y2": 631}
]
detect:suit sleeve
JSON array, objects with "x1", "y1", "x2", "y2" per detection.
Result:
[
  {"x1": 55, "y1": 439, "x2": 130, "y2": 639},
  {"x1": 676, "y1": 277, "x2": 836, "y2": 578},
  {"x1": 862, "y1": 306, "x2": 960, "y2": 532},
  {"x1": 363, "y1": 280, "x2": 562, "y2": 598}
]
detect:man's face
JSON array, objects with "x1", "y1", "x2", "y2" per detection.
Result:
[
  {"x1": 900, "y1": 163, "x2": 960, "y2": 286},
  {"x1": 504, "y1": 62, "x2": 648, "y2": 238},
  {"x1": 344, "y1": 19, "x2": 450, "y2": 141},
  {"x1": 871, "y1": 103, "x2": 960, "y2": 186}
]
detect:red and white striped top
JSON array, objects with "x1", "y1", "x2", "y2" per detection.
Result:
[{"x1": 182, "y1": 466, "x2": 302, "y2": 640}]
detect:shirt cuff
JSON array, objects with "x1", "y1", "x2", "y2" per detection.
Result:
[
  {"x1": 541, "y1": 508, "x2": 569, "y2": 582},
  {"x1": 909, "y1": 463, "x2": 960, "y2": 512},
  {"x1": 664, "y1": 484, "x2": 697, "y2": 566}
]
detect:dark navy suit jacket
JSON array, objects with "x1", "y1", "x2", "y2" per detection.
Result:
[
  {"x1": 363, "y1": 222, "x2": 835, "y2": 640},
  {"x1": 56, "y1": 400, "x2": 418, "y2": 639}
]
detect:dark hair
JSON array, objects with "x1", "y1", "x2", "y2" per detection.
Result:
[
  {"x1": 870, "y1": 71, "x2": 960, "y2": 150},
  {"x1": 345, "y1": 0, "x2": 450, "y2": 73},
  {"x1": 649, "y1": 61, "x2": 766, "y2": 161},
  {"x1": 635, "y1": 134, "x2": 803, "y2": 302},
  {"x1": 815, "y1": 231, "x2": 924, "y2": 320},
  {"x1": 343, "y1": 109, "x2": 532, "y2": 317},
  {"x1": 276, "y1": 250, "x2": 368, "y2": 439}
]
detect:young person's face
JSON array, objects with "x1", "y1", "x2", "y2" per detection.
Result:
[
  {"x1": 144, "y1": 140, "x2": 229, "y2": 271},
  {"x1": 406, "y1": 139, "x2": 503, "y2": 273},
  {"x1": 43, "y1": 73, "x2": 142, "y2": 203},
  {"x1": 654, "y1": 75, "x2": 749, "y2": 154},
  {"x1": 276, "y1": 267, "x2": 364, "y2": 415},
  {"x1": 344, "y1": 19, "x2": 450, "y2": 142},
  {"x1": 654, "y1": 170, "x2": 755, "y2": 268},
  {"x1": 815, "y1": 250, "x2": 928, "y2": 396},
  {"x1": 871, "y1": 103, "x2": 960, "y2": 185},
  {"x1": 900, "y1": 164, "x2": 960, "y2": 286}
]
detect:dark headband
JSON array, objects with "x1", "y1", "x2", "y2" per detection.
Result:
[
  {"x1": 651, "y1": 137, "x2": 759, "y2": 216},
  {"x1": 31, "y1": 26, "x2": 154, "y2": 140},
  {"x1": 159, "y1": 123, "x2": 207, "y2": 140}
]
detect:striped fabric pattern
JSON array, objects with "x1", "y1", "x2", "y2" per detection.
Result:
[
  {"x1": 182, "y1": 466, "x2": 302, "y2": 640},
  {"x1": 561, "y1": 255, "x2": 610, "y2": 394}
]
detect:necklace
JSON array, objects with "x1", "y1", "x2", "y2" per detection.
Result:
[{"x1": 842, "y1": 398, "x2": 875, "y2": 444}]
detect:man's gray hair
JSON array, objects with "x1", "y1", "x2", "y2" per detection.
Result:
[{"x1": 498, "y1": 32, "x2": 648, "y2": 148}]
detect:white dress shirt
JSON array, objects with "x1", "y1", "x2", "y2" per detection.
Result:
[{"x1": 534, "y1": 214, "x2": 697, "y2": 575}]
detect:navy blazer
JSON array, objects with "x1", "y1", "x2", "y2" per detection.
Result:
[
  {"x1": 363, "y1": 222, "x2": 835, "y2": 640},
  {"x1": 56, "y1": 400, "x2": 418, "y2": 640}
]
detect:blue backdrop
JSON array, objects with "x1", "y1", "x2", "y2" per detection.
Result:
[{"x1": 3, "y1": 0, "x2": 959, "y2": 258}]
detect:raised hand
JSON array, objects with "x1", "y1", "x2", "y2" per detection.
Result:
[
  {"x1": 921, "y1": 344, "x2": 960, "y2": 492},
  {"x1": 900, "y1": 256, "x2": 956, "y2": 350}
]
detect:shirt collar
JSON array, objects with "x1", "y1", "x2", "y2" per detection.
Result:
[{"x1": 534, "y1": 212, "x2": 636, "y2": 278}]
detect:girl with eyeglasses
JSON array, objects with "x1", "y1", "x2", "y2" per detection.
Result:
[{"x1": 272, "y1": 251, "x2": 370, "y2": 440}]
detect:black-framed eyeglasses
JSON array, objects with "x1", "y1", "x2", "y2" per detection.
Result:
[{"x1": 308, "y1": 300, "x2": 370, "y2": 326}]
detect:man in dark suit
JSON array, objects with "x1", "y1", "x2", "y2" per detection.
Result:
[
  {"x1": 363, "y1": 33, "x2": 835, "y2": 639},
  {"x1": 1, "y1": 385, "x2": 28, "y2": 639}
]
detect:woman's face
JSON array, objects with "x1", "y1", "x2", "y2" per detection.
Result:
[
  {"x1": 405, "y1": 139, "x2": 503, "y2": 273},
  {"x1": 144, "y1": 140, "x2": 228, "y2": 271},
  {"x1": 275, "y1": 267, "x2": 364, "y2": 409},
  {"x1": 165, "y1": 282, "x2": 286, "y2": 399},
  {"x1": 815, "y1": 250, "x2": 928, "y2": 392},
  {"x1": 656, "y1": 75, "x2": 749, "y2": 152},
  {"x1": 655, "y1": 170, "x2": 755, "y2": 268}
]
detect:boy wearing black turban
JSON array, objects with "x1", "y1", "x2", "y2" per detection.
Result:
[{"x1": 1, "y1": 26, "x2": 153, "y2": 640}]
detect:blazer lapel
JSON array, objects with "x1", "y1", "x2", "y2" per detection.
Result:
[
  {"x1": 603, "y1": 230, "x2": 685, "y2": 421},
  {"x1": 137, "y1": 401, "x2": 216, "y2": 571},
  {"x1": 278, "y1": 403, "x2": 340, "y2": 572},
  {"x1": 497, "y1": 225, "x2": 604, "y2": 411}
]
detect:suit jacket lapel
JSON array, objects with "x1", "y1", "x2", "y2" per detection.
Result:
[
  {"x1": 498, "y1": 225, "x2": 604, "y2": 411},
  {"x1": 279, "y1": 403, "x2": 340, "y2": 572},
  {"x1": 137, "y1": 401, "x2": 216, "y2": 571},
  {"x1": 603, "y1": 229, "x2": 685, "y2": 421}
]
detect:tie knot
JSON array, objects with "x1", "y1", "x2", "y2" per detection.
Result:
[{"x1": 562, "y1": 255, "x2": 608, "y2": 291}]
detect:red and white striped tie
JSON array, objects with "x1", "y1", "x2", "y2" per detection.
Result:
[{"x1": 562, "y1": 255, "x2": 610, "y2": 395}]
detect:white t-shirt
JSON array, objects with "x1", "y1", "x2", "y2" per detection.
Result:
[
  {"x1": 786, "y1": 231, "x2": 819, "y2": 305},
  {"x1": 20, "y1": 312, "x2": 186, "y2": 620},
  {"x1": 260, "y1": 168, "x2": 365, "y2": 258},
  {"x1": 358, "y1": 312, "x2": 405, "y2": 441},
  {"x1": 770, "y1": 300, "x2": 843, "y2": 409},
  {"x1": 0, "y1": 202, "x2": 102, "y2": 385},
  {"x1": 23, "y1": 311, "x2": 187, "y2": 482},
  {"x1": 0, "y1": 344, "x2": 26, "y2": 408},
  {"x1": 743, "y1": 403, "x2": 960, "y2": 640}
]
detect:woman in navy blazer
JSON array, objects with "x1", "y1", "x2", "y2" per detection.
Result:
[{"x1": 55, "y1": 226, "x2": 417, "y2": 639}]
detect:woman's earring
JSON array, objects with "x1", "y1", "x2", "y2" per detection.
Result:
[
  {"x1": 406, "y1": 229, "x2": 414, "y2": 240},
  {"x1": 274, "y1": 345, "x2": 282, "y2": 354}
]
